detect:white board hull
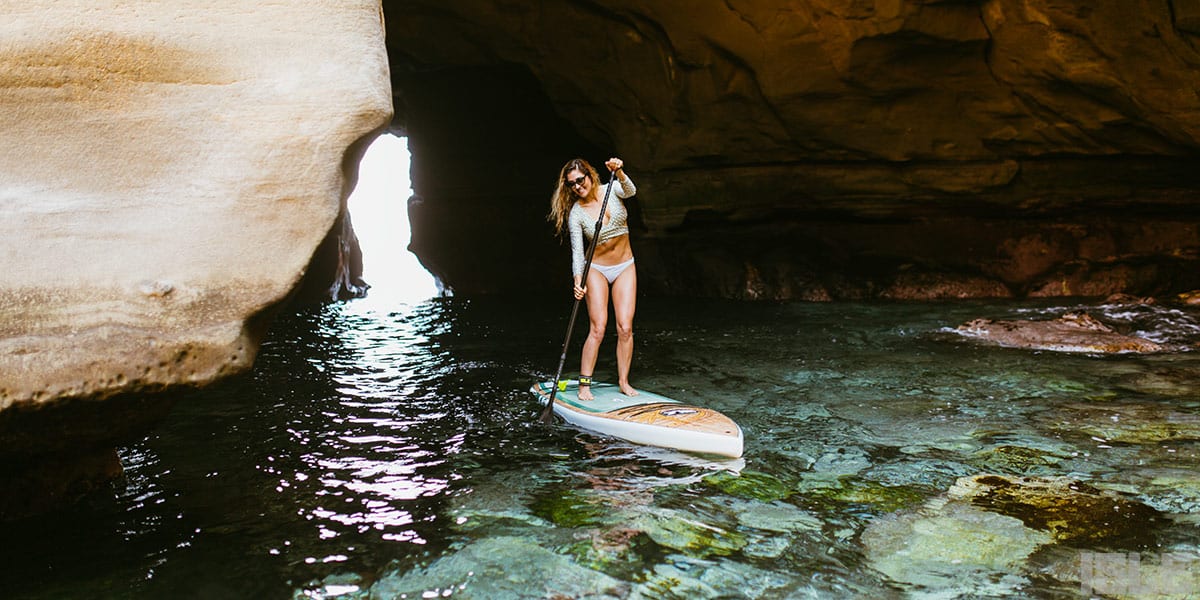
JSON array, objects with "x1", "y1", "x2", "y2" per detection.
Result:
[{"x1": 532, "y1": 381, "x2": 744, "y2": 459}]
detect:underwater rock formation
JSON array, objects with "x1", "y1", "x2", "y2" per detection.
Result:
[
  {"x1": 955, "y1": 312, "x2": 1165, "y2": 353},
  {"x1": 383, "y1": 0, "x2": 1200, "y2": 299},
  {"x1": 0, "y1": 1, "x2": 391, "y2": 517},
  {"x1": 861, "y1": 472, "x2": 1162, "y2": 592},
  {"x1": 1048, "y1": 402, "x2": 1200, "y2": 445},
  {"x1": 369, "y1": 536, "x2": 629, "y2": 599},
  {"x1": 861, "y1": 495, "x2": 1053, "y2": 591},
  {"x1": 949, "y1": 474, "x2": 1161, "y2": 547}
]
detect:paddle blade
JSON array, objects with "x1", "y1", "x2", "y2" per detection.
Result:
[{"x1": 537, "y1": 381, "x2": 558, "y2": 423}]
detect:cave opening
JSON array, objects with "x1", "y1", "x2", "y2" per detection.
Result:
[{"x1": 346, "y1": 132, "x2": 439, "y2": 305}]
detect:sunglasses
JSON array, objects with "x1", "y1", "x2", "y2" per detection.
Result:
[{"x1": 565, "y1": 175, "x2": 588, "y2": 188}]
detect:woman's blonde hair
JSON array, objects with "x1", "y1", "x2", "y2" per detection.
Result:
[{"x1": 547, "y1": 158, "x2": 599, "y2": 239}]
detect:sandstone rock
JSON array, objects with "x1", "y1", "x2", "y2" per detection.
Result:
[
  {"x1": 0, "y1": 1, "x2": 391, "y2": 512},
  {"x1": 383, "y1": 0, "x2": 1200, "y2": 298},
  {"x1": 1104, "y1": 293, "x2": 1156, "y2": 305},
  {"x1": 0, "y1": 1, "x2": 390, "y2": 406},
  {"x1": 880, "y1": 271, "x2": 1012, "y2": 300},
  {"x1": 955, "y1": 312, "x2": 1165, "y2": 353}
]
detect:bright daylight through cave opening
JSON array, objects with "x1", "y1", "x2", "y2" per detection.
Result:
[{"x1": 347, "y1": 133, "x2": 439, "y2": 306}]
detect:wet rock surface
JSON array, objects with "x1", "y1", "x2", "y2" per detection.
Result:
[{"x1": 955, "y1": 312, "x2": 1166, "y2": 353}]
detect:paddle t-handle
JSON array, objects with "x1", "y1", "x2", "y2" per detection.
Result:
[{"x1": 540, "y1": 167, "x2": 619, "y2": 423}]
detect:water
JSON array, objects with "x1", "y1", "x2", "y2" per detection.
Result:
[{"x1": 5, "y1": 294, "x2": 1200, "y2": 599}]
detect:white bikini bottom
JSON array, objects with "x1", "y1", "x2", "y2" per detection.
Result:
[{"x1": 592, "y1": 258, "x2": 634, "y2": 284}]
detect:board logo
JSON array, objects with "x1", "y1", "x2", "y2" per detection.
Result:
[{"x1": 659, "y1": 408, "x2": 699, "y2": 416}]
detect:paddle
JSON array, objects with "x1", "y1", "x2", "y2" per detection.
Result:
[{"x1": 539, "y1": 168, "x2": 619, "y2": 423}]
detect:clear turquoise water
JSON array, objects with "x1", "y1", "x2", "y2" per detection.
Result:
[{"x1": 5, "y1": 295, "x2": 1200, "y2": 599}]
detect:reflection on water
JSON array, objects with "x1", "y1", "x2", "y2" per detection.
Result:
[{"x1": 5, "y1": 295, "x2": 1200, "y2": 598}]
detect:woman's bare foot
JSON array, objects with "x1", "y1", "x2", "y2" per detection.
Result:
[
  {"x1": 619, "y1": 383, "x2": 639, "y2": 397},
  {"x1": 578, "y1": 376, "x2": 595, "y2": 401}
]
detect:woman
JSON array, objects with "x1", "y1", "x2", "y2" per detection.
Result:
[{"x1": 548, "y1": 157, "x2": 639, "y2": 401}]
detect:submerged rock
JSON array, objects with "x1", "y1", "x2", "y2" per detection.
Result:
[
  {"x1": 632, "y1": 559, "x2": 792, "y2": 599},
  {"x1": 969, "y1": 444, "x2": 1068, "y2": 476},
  {"x1": 1114, "y1": 367, "x2": 1198, "y2": 398},
  {"x1": 566, "y1": 526, "x2": 661, "y2": 582},
  {"x1": 949, "y1": 474, "x2": 1162, "y2": 548},
  {"x1": 1039, "y1": 548, "x2": 1200, "y2": 600},
  {"x1": 861, "y1": 497, "x2": 1050, "y2": 591},
  {"x1": 803, "y1": 477, "x2": 929, "y2": 514},
  {"x1": 1047, "y1": 402, "x2": 1200, "y2": 445},
  {"x1": 861, "y1": 472, "x2": 1166, "y2": 592},
  {"x1": 369, "y1": 536, "x2": 628, "y2": 599},
  {"x1": 955, "y1": 312, "x2": 1165, "y2": 353},
  {"x1": 733, "y1": 500, "x2": 823, "y2": 535},
  {"x1": 701, "y1": 469, "x2": 794, "y2": 503},
  {"x1": 1125, "y1": 468, "x2": 1200, "y2": 514},
  {"x1": 530, "y1": 488, "x2": 615, "y2": 529},
  {"x1": 632, "y1": 507, "x2": 748, "y2": 559}
]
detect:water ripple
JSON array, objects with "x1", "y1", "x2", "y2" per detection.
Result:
[{"x1": 11, "y1": 298, "x2": 1200, "y2": 600}]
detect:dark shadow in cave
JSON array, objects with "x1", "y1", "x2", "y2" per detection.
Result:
[{"x1": 393, "y1": 62, "x2": 614, "y2": 295}]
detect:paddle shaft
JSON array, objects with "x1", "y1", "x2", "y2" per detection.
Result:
[{"x1": 540, "y1": 169, "x2": 619, "y2": 423}]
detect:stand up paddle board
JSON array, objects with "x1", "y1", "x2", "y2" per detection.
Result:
[{"x1": 531, "y1": 380, "x2": 744, "y2": 458}]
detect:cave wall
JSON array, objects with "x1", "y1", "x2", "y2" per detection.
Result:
[{"x1": 383, "y1": 0, "x2": 1200, "y2": 299}]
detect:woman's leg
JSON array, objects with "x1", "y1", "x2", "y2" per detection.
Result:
[
  {"x1": 579, "y1": 268, "x2": 610, "y2": 401},
  {"x1": 611, "y1": 264, "x2": 638, "y2": 396}
]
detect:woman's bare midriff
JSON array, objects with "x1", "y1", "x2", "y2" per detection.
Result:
[{"x1": 590, "y1": 235, "x2": 633, "y2": 267}]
